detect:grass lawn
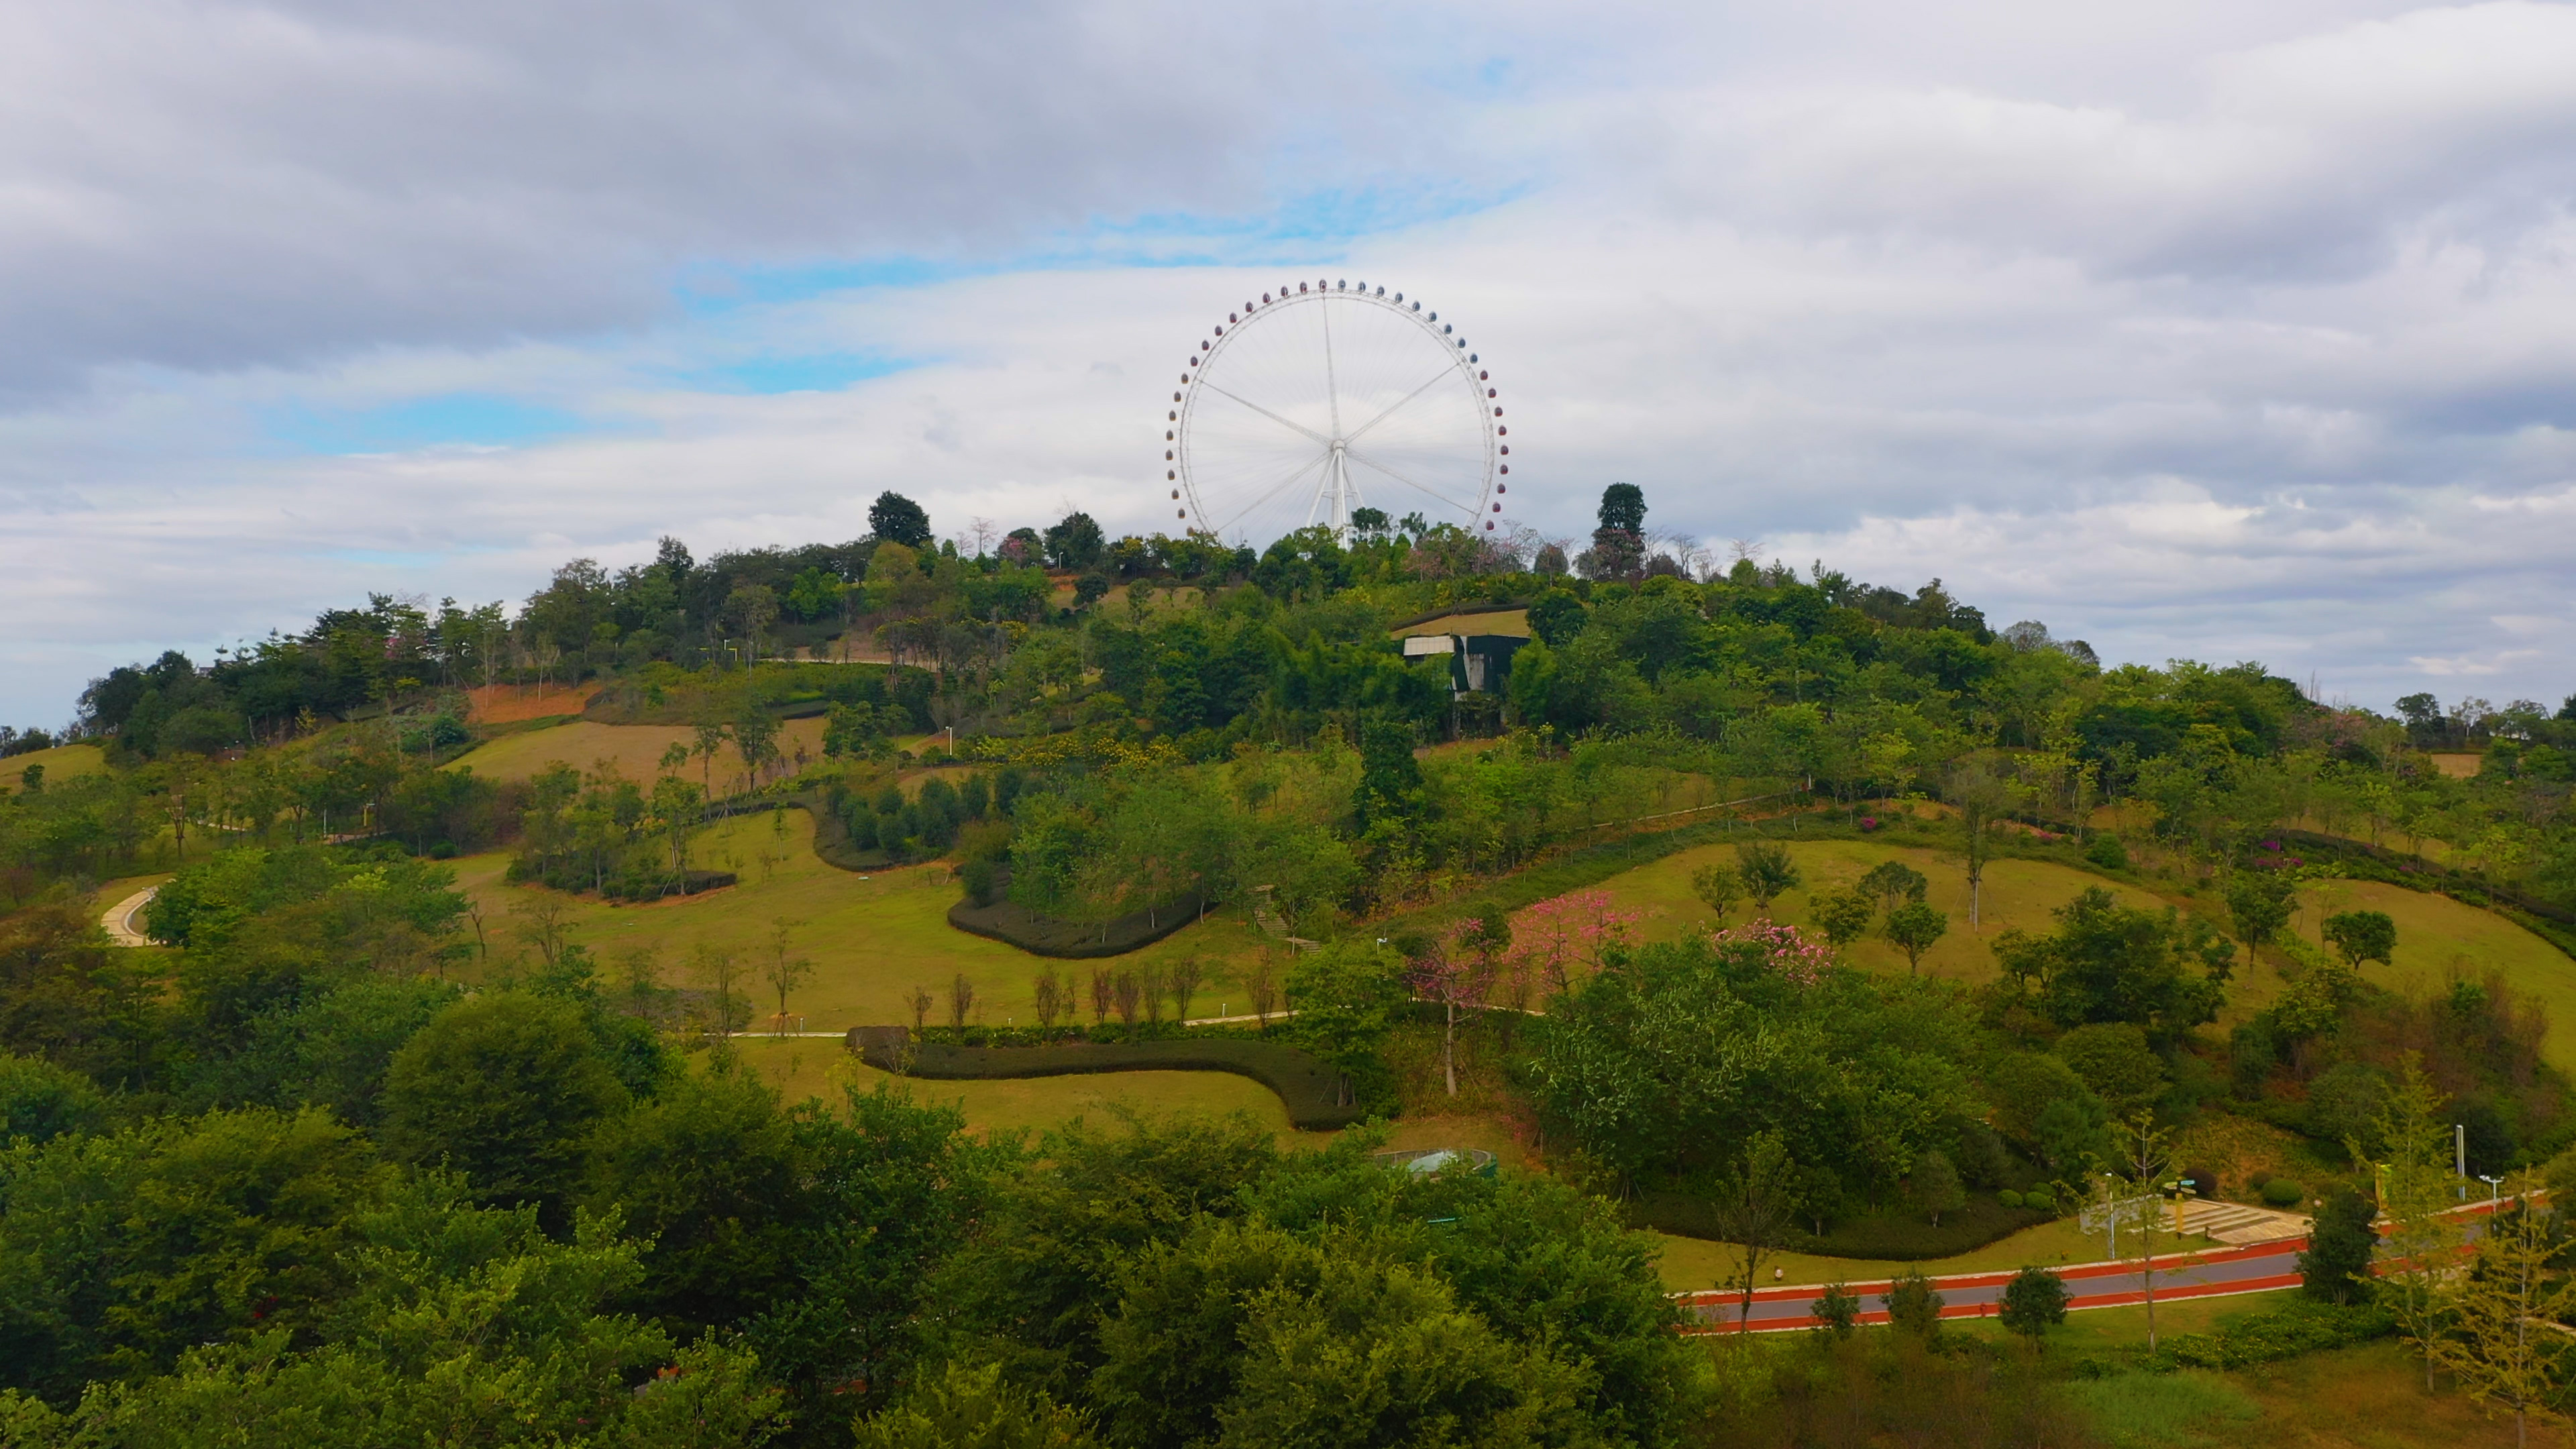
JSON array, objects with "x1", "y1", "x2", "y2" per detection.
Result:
[
  {"x1": 1649, "y1": 1216, "x2": 2123, "y2": 1294},
  {"x1": 444, "y1": 717, "x2": 829, "y2": 788},
  {"x1": 722, "y1": 1035, "x2": 1300, "y2": 1140},
  {"x1": 1589, "y1": 833, "x2": 2172, "y2": 987},
  {"x1": 1578, "y1": 829, "x2": 2576, "y2": 1066},
  {"x1": 2204, "y1": 1340, "x2": 2528, "y2": 1448},
  {"x1": 2278, "y1": 876, "x2": 2576, "y2": 1064},
  {"x1": 5, "y1": 741, "x2": 109, "y2": 794},
  {"x1": 449, "y1": 809, "x2": 1278, "y2": 1031}
]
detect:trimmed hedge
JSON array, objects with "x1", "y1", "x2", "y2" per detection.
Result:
[
  {"x1": 946, "y1": 894, "x2": 1211, "y2": 959},
  {"x1": 845, "y1": 1030, "x2": 1364, "y2": 1130},
  {"x1": 1627, "y1": 1189, "x2": 2054, "y2": 1260}
]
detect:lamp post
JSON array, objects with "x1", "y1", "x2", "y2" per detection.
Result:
[{"x1": 2478, "y1": 1174, "x2": 2506, "y2": 1207}]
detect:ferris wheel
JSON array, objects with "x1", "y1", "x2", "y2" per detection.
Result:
[{"x1": 1162, "y1": 279, "x2": 1510, "y2": 544}]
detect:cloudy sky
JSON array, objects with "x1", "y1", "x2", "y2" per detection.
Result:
[{"x1": 7, "y1": 0, "x2": 2576, "y2": 725}]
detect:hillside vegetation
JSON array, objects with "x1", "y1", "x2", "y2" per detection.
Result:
[{"x1": 6, "y1": 485, "x2": 2576, "y2": 1444}]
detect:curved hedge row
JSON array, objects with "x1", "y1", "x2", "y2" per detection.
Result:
[
  {"x1": 944, "y1": 895, "x2": 1204, "y2": 958},
  {"x1": 846, "y1": 1028, "x2": 1363, "y2": 1131}
]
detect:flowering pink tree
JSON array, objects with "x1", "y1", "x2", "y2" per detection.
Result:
[
  {"x1": 1710, "y1": 918, "x2": 1833, "y2": 988},
  {"x1": 1509, "y1": 889, "x2": 1647, "y2": 996},
  {"x1": 1405, "y1": 916, "x2": 1508, "y2": 1096}
]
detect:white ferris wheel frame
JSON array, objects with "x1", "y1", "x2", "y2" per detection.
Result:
[{"x1": 1163, "y1": 280, "x2": 1507, "y2": 542}]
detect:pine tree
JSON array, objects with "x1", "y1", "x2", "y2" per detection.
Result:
[{"x1": 2428, "y1": 1197, "x2": 2576, "y2": 1448}]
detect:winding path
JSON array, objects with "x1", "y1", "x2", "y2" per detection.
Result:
[{"x1": 99, "y1": 886, "x2": 157, "y2": 947}]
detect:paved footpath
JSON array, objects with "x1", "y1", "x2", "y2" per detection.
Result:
[
  {"x1": 1672, "y1": 1197, "x2": 2514, "y2": 1334},
  {"x1": 100, "y1": 886, "x2": 157, "y2": 947}
]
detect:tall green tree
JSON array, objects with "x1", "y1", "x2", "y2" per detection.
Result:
[{"x1": 380, "y1": 993, "x2": 632, "y2": 1218}]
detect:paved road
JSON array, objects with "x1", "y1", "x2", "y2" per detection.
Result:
[
  {"x1": 99, "y1": 887, "x2": 157, "y2": 947},
  {"x1": 1672, "y1": 1197, "x2": 2517, "y2": 1334}
]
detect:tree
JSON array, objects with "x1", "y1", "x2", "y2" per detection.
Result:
[
  {"x1": 693, "y1": 943, "x2": 751, "y2": 1039},
  {"x1": 2053, "y1": 1022, "x2": 2167, "y2": 1116},
  {"x1": 855, "y1": 1360, "x2": 1099, "y2": 1449},
  {"x1": 0, "y1": 1106, "x2": 382, "y2": 1398},
  {"x1": 1911, "y1": 1150, "x2": 1966, "y2": 1227},
  {"x1": 947, "y1": 972, "x2": 978, "y2": 1038},
  {"x1": 1405, "y1": 916, "x2": 1504, "y2": 1097},
  {"x1": 1355, "y1": 713, "x2": 1424, "y2": 834},
  {"x1": 1597, "y1": 482, "x2": 1646, "y2": 536},
  {"x1": 725, "y1": 582, "x2": 780, "y2": 665},
  {"x1": 1690, "y1": 861, "x2": 1741, "y2": 921},
  {"x1": 2107, "y1": 1112, "x2": 2180, "y2": 1352},
  {"x1": 2322, "y1": 909, "x2": 2397, "y2": 970},
  {"x1": 2429, "y1": 1197, "x2": 2576, "y2": 1448},
  {"x1": 691, "y1": 710, "x2": 729, "y2": 795},
  {"x1": 2224, "y1": 871, "x2": 2297, "y2": 961},
  {"x1": 1886, "y1": 1267, "x2": 1944, "y2": 1341},
  {"x1": 1810, "y1": 1282, "x2": 1860, "y2": 1340},
  {"x1": 1884, "y1": 902, "x2": 1948, "y2": 975},
  {"x1": 1943, "y1": 757, "x2": 2012, "y2": 930},
  {"x1": 762, "y1": 916, "x2": 812, "y2": 1032},
  {"x1": 2300, "y1": 1189, "x2": 2378, "y2": 1305},
  {"x1": 1857, "y1": 859, "x2": 1929, "y2": 916},
  {"x1": 1044, "y1": 512, "x2": 1106, "y2": 570},
  {"x1": 732, "y1": 705, "x2": 783, "y2": 792},
  {"x1": 1734, "y1": 841, "x2": 1801, "y2": 912},
  {"x1": 1709, "y1": 1130, "x2": 1801, "y2": 1336},
  {"x1": 380, "y1": 993, "x2": 630, "y2": 1218},
  {"x1": 869, "y1": 490, "x2": 934, "y2": 547},
  {"x1": 1811, "y1": 887, "x2": 1873, "y2": 948},
  {"x1": 1285, "y1": 941, "x2": 1403, "y2": 1107},
  {"x1": 2366, "y1": 1053, "x2": 2460, "y2": 1391},
  {"x1": 1990, "y1": 888, "x2": 2230, "y2": 1034},
  {"x1": 1998, "y1": 1267, "x2": 2070, "y2": 1344}
]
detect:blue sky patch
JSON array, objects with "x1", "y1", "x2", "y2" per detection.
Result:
[
  {"x1": 673, "y1": 180, "x2": 1527, "y2": 316},
  {"x1": 262, "y1": 394, "x2": 589, "y2": 454},
  {"x1": 682, "y1": 352, "x2": 922, "y2": 394}
]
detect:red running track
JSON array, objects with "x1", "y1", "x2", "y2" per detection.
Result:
[
  {"x1": 1674, "y1": 1239, "x2": 2308, "y2": 1334},
  {"x1": 1671, "y1": 1196, "x2": 2517, "y2": 1334}
]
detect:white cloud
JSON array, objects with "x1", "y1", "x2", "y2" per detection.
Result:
[{"x1": 4, "y1": 1, "x2": 2576, "y2": 722}]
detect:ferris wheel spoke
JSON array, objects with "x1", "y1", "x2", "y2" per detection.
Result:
[
  {"x1": 1199, "y1": 382, "x2": 1330, "y2": 448},
  {"x1": 1344, "y1": 446, "x2": 1475, "y2": 515},
  {"x1": 1343, "y1": 364, "x2": 1460, "y2": 447},
  {"x1": 1320, "y1": 303, "x2": 1344, "y2": 438},
  {"x1": 1208, "y1": 445, "x2": 1333, "y2": 537}
]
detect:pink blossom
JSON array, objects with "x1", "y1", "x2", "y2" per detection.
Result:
[
  {"x1": 1508, "y1": 888, "x2": 1648, "y2": 994},
  {"x1": 1710, "y1": 917, "x2": 1832, "y2": 987}
]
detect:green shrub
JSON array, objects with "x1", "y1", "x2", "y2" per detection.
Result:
[
  {"x1": 2260, "y1": 1178, "x2": 2304, "y2": 1208},
  {"x1": 2061, "y1": 1371, "x2": 2256, "y2": 1443},
  {"x1": 2156, "y1": 1300, "x2": 2394, "y2": 1369},
  {"x1": 1998, "y1": 1189, "x2": 2023, "y2": 1209},
  {"x1": 2084, "y1": 835, "x2": 2129, "y2": 871},
  {"x1": 2022, "y1": 1185, "x2": 2056, "y2": 1214}
]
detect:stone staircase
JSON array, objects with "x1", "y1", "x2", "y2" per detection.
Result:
[{"x1": 2177, "y1": 1199, "x2": 2312, "y2": 1244}]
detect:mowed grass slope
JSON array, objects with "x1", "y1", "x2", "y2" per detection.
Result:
[
  {"x1": 1589, "y1": 835, "x2": 2169, "y2": 986},
  {"x1": 1581, "y1": 833, "x2": 2576, "y2": 1061},
  {"x1": 444, "y1": 717, "x2": 828, "y2": 787},
  {"x1": 451, "y1": 809, "x2": 1273, "y2": 1031},
  {"x1": 5, "y1": 742, "x2": 108, "y2": 794},
  {"x1": 724, "y1": 1035, "x2": 1299, "y2": 1139}
]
